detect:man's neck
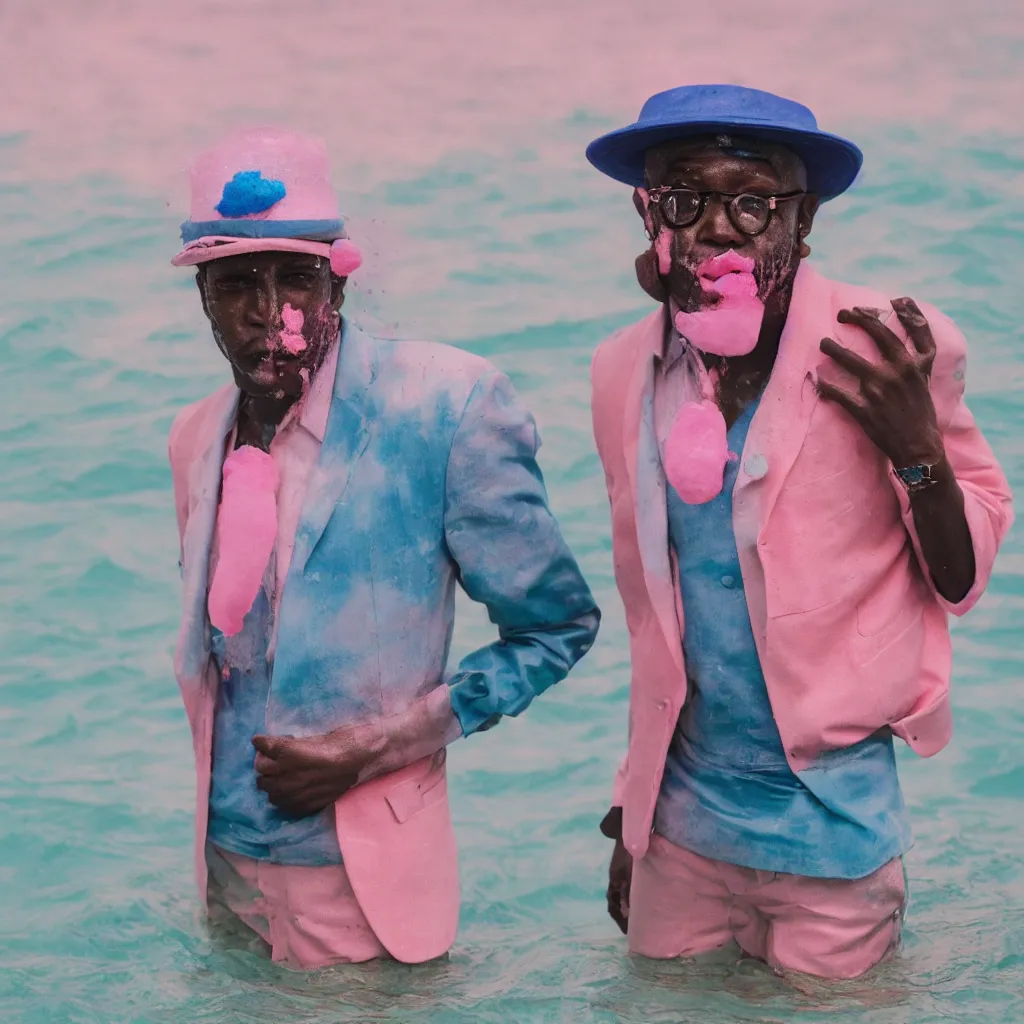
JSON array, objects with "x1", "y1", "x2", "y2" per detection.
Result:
[{"x1": 235, "y1": 393, "x2": 293, "y2": 451}]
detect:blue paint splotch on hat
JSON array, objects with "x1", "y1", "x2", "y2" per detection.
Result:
[{"x1": 215, "y1": 170, "x2": 287, "y2": 218}]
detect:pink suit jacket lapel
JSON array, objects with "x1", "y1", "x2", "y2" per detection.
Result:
[
  {"x1": 622, "y1": 305, "x2": 684, "y2": 676},
  {"x1": 174, "y1": 385, "x2": 239, "y2": 684},
  {"x1": 733, "y1": 262, "x2": 827, "y2": 523},
  {"x1": 621, "y1": 263, "x2": 829, "y2": 669}
]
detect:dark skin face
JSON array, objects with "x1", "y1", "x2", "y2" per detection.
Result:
[
  {"x1": 198, "y1": 251, "x2": 345, "y2": 450},
  {"x1": 636, "y1": 137, "x2": 819, "y2": 425}
]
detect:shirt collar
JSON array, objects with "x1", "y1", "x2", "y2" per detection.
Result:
[
  {"x1": 655, "y1": 296, "x2": 689, "y2": 374},
  {"x1": 295, "y1": 335, "x2": 339, "y2": 443},
  {"x1": 660, "y1": 326, "x2": 687, "y2": 373}
]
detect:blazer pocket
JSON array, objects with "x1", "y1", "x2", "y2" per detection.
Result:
[
  {"x1": 850, "y1": 594, "x2": 924, "y2": 668},
  {"x1": 855, "y1": 568, "x2": 918, "y2": 638},
  {"x1": 847, "y1": 573, "x2": 929, "y2": 667},
  {"x1": 386, "y1": 765, "x2": 448, "y2": 825},
  {"x1": 763, "y1": 470, "x2": 860, "y2": 617}
]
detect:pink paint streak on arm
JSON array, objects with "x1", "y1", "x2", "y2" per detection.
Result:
[
  {"x1": 698, "y1": 250, "x2": 755, "y2": 282},
  {"x1": 279, "y1": 302, "x2": 307, "y2": 355},
  {"x1": 354, "y1": 686, "x2": 464, "y2": 785},
  {"x1": 207, "y1": 445, "x2": 279, "y2": 637}
]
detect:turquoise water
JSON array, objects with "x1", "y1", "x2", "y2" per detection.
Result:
[{"x1": 2, "y1": 6, "x2": 1023, "y2": 1022}]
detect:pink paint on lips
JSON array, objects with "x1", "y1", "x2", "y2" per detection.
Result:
[
  {"x1": 207, "y1": 445, "x2": 279, "y2": 637},
  {"x1": 698, "y1": 249, "x2": 756, "y2": 282},
  {"x1": 279, "y1": 302, "x2": 306, "y2": 355},
  {"x1": 673, "y1": 249, "x2": 764, "y2": 357}
]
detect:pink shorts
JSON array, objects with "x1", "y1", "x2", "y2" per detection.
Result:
[
  {"x1": 628, "y1": 832, "x2": 906, "y2": 980},
  {"x1": 205, "y1": 844, "x2": 388, "y2": 969}
]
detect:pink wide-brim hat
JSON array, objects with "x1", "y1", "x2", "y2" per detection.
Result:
[{"x1": 171, "y1": 127, "x2": 358, "y2": 271}]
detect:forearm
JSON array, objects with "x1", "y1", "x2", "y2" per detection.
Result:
[
  {"x1": 906, "y1": 455, "x2": 976, "y2": 604},
  {"x1": 447, "y1": 611, "x2": 599, "y2": 734},
  {"x1": 356, "y1": 611, "x2": 599, "y2": 784},
  {"x1": 354, "y1": 686, "x2": 463, "y2": 784}
]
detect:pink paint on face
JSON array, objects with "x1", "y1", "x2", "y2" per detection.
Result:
[
  {"x1": 207, "y1": 445, "x2": 279, "y2": 637},
  {"x1": 279, "y1": 302, "x2": 306, "y2": 355},
  {"x1": 636, "y1": 187, "x2": 656, "y2": 239},
  {"x1": 654, "y1": 229, "x2": 672, "y2": 276},
  {"x1": 673, "y1": 250, "x2": 764, "y2": 357}
]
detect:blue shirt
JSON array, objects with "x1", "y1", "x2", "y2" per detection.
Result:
[
  {"x1": 654, "y1": 394, "x2": 911, "y2": 879},
  {"x1": 208, "y1": 580, "x2": 342, "y2": 866}
]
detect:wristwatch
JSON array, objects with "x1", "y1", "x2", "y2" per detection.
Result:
[{"x1": 894, "y1": 461, "x2": 941, "y2": 494}]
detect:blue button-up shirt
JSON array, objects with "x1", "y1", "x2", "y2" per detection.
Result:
[
  {"x1": 653, "y1": 367, "x2": 911, "y2": 879},
  {"x1": 208, "y1": 579, "x2": 342, "y2": 866}
]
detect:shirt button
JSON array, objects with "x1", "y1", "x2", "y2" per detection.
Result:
[
  {"x1": 744, "y1": 453, "x2": 768, "y2": 479},
  {"x1": 656, "y1": 699, "x2": 669, "y2": 711},
  {"x1": 720, "y1": 575, "x2": 736, "y2": 589}
]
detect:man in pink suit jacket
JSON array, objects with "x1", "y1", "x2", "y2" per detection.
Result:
[
  {"x1": 585, "y1": 85, "x2": 1012, "y2": 978},
  {"x1": 166, "y1": 128, "x2": 598, "y2": 969}
]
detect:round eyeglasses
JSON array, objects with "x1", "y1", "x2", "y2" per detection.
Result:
[{"x1": 646, "y1": 187, "x2": 806, "y2": 237}]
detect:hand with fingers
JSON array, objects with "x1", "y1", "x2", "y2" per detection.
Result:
[
  {"x1": 600, "y1": 807, "x2": 633, "y2": 934},
  {"x1": 251, "y1": 720, "x2": 386, "y2": 818},
  {"x1": 607, "y1": 837, "x2": 633, "y2": 935},
  {"x1": 816, "y1": 297, "x2": 945, "y2": 470}
]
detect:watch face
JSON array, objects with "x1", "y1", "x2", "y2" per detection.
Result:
[{"x1": 900, "y1": 466, "x2": 925, "y2": 485}]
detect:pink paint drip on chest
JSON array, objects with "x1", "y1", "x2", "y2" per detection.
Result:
[
  {"x1": 663, "y1": 399, "x2": 731, "y2": 505},
  {"x1": 207, "y1": 445, "x2": 279, "y2": 637}
]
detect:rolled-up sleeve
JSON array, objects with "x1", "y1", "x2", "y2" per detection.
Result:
[{"x1": 891, "y1": 309, "x2": 1014, "y2": 615}]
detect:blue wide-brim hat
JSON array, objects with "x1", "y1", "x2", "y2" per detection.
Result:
[{"x1": 586, "y1": 84, "x2": 863, "y2": 201}]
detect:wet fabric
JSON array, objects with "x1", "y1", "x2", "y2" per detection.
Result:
[
  {"x1": 654, "y1": 391, "x2": 912, "y2": 879},
  {"x1": 628, "y1": 831, "x2": 906, "y2": 979},
  {"x1": 208, "y1": 580, "x2": 343, "y2": 866},
  {"x1": 206, "y1": 843, "x2": 385, "y2": 967}
]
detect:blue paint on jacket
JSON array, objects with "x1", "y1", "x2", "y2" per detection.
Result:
[{"x1": 248, "y1": 322, "x2": 599, "y2": 742}]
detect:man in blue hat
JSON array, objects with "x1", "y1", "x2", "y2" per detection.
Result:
[{"x1": 586, "y1": 85, "x2": 1012, "y2": 978}]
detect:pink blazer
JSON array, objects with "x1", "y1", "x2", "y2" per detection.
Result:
[
  {"x1": 168, "y1": 389, "x2": 459, "y2": 965},
  {"x1": 591, "y1": 264, "x2": 1014, "y2": 860}
]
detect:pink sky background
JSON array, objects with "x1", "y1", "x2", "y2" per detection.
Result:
[
  {"x1": 0, "y1": 1, "x2": 1018, "y2": 353},
  {"x1": 0, "y1": 0, "x2": 1018, "y2": 197}
]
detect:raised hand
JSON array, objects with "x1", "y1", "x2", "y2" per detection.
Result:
[{"x1": 816, "y1": 297, "x2": 944, "y2": 470}]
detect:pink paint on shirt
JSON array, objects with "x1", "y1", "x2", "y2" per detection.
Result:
[
  {"x1": 673, "y1": 250, "x2": 764, "y2": 357},
  {"x1": 279, "y1": 303, "x2": 307, "y2": 355},
  {"x1": 207, "y1": 445, "x2": 279, "y2": 637}
]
